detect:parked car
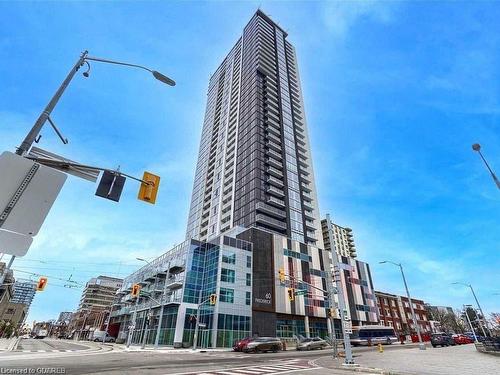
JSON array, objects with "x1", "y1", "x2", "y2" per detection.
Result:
[
  {"x1": 297, "y1": 337, "x2": 329, "y2": 351},
  {"x1": 243, "y1": 337, "x2": 282, "y2": 353},
  {"x1": 453, "y1": 334, "x2": 474, "y2": 345},
  {"x1": 233, "y1": 337, "x2": 253, "y2": 352},
  {"x1": 93, "y1": 332, "x2": 116, "y2": 343},
  {"x1": 431, "y1": 333, "x2": 455, "y2": 347}
]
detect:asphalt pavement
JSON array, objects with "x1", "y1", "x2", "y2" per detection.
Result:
[{"x1": 0, "y1": 340, "x2": 481, "y2": 375}]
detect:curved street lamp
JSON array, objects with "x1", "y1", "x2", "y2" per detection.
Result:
[
  {"x1": 472, "y1": 143, "x2": 500, "y2": 190},
  {"x1": 379, "y1": 260, "x2": 426, "y2": 350},
  {"x1": 16, "y1": 50, "x2": 175, "y2": 156}
]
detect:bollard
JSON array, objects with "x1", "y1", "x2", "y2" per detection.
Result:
[
  {"x1": 367, "y1": 338, "x2": 372, "y2": 347},
  {"x1": 378, "y1": 343, "x2": 383, "y2": 353}
]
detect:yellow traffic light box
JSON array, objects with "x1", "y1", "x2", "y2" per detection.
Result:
[
  {"x1": 278, "y1": 268, "x2": 285, "y2": 283},
  {"x1": 287, "y1": 288, "x2": 295, "y2": 301},
  {"x1": 138, "y1": 172, "x2": 161, "y2": 204},
  {"x1": 36, "y1": 277, "x2": 48, "y2": 291},
  {"x1": 131, "y1": 284, "x2": 141, "y2": 297},
  {"x1": 209, "y1": 294, "x2": 217, "y2": 305}
]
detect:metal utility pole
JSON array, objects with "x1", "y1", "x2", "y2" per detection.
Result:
[
  {"x1": 463, "y1": 305, "x2": 478, "y2": 342},
  {"x1": 325, "y1": 214, "x2": 354, "y2": 365},
  {"x1": 126, "y1": 295, "x2": 140, "y2": 348},
  {"x1": 472, "y1": 143, "x2": 500, "y2": 190},
  {"x1": 192, "y1": 288, "x2": 204, "y2": 350},
  {"x1": 154, "y1": 262, "x2": 170, "y2": 349},
  {"x1": 380, "y1": 261, "x2": 425, "y2": 350},
  {"x1": 452, "y1": 282, "x2": 489, "y2": 337}
]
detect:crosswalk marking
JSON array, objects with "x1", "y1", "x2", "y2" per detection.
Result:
[{"x1": 168, "y1": 360, "x2": 318, "y2": 375}]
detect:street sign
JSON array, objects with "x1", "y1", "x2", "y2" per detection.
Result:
[
  {"x1": 0, "y1": 229, "x2": 33, "y2": 257},
  {"x1": 294, "y1": 289, "x2": 307, "y2": 296},
  {"x1": 198, "y1": 323, "x2": 207, "y2": 328},
  {"x1": 0, "y1": 151, "x2": 66, "y2": 239},
  {"x1": 27, "y1": 147, "x2": 99, "y2": 182},
  {"x1": 343, "y1": 320, "x2": 352, "y2": 334}
]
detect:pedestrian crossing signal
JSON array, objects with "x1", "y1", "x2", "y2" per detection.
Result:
[
  {"x1": 131, "y1": 284, "x2": 141, "y2": 298},
  {"x1": 36, "y1": 277, "x2": 48, "y2": 291},
  {"x1": 209, "y1": 294, "x2": 217, "y2": 305},
  {"x1": 138, "y1": 172, "x2": 160, "y2": 204},
  {"x1": 287, "y1": 288, "x2": 295, "y2": 301}
]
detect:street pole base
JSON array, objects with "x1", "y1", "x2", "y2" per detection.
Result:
[
  {"x1": 341, "y1": 363, "x2": 359, "y2": 368},
  {"x1": 418, "y1": 343, "x2": 426, "y2": 350}
]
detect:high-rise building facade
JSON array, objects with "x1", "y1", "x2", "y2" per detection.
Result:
[
  {"x1": 321, "y1": 218, "x2": 357, "y2": 258},
  {"x1": 186, "y1": 10, "x2": 323, "y2": 248}
]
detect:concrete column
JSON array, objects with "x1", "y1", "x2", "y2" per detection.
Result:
[
  {"x1": 173, "y1": 304, "x2": 187, "y2": 345},
  {"x1": 304, "y1": 315, "x2": 310, "y2": 338}
]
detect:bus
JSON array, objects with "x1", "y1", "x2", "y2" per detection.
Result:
[{"x1": 350, "y1": 325, "x2": 398, "y2": 346}]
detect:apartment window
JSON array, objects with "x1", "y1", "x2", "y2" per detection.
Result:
[
  {"x1": 246, "y1": 291, "x2": 251, "y2": 305},
  {"x1": 383, "y1": 298, "x2": 388, "y2": 305},
  {"x1": 246, "y1": 273, "x2": 251, "y2": 286},
  {"x1": 222, "y1": 252, "x2": 236, "y2": 264},
  {"x1": 221, "y1": 268, "x2": 235, "y2": 283},
  {"x1": 219, "y1": 287, "x2": 234, "y2": 303},
  {"x1": 391, "y1": 300, "x2": 396, "y2": 307},
  {"x1": 246, "y1": 256, "x2": 252, "y2": 268}
]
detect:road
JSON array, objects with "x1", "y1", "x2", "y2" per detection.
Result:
[{"x1": 1, "y1": 340, "x2": 488, "y2": 375}]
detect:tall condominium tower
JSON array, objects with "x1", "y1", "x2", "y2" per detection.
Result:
[{"x1": 186, "y1": 10, "x2": 323, "y2": 247}]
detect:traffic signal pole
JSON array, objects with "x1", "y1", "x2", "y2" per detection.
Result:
[
  {"x1": 325, "y1": 214, "x2": 354, "y2": 365},
  {"x1": 126, "y1": 296, "x2": 140, "y2": 348}
]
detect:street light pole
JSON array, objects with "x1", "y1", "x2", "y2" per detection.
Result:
[
  {"x1": 472, "y1": 143, "x2": 500, "y2": 190},
  {"x1": 380, "y1": 261, "x2": 425, "y2": 350},
  {"x1": 126, "y1": 294, "x2": 140, "y2": 348},
  {"x1": 15, "y1": 51, "x2": 88, "y2": 156},
  {"x1": 452, "y1": 282, "x2": 489, "y2": 336},
  {"x1": 16, "y1": 50, "x2": 175, "y2": 157},
  {"x1": 463, "y1": 305, "x2": 478, "y2": 342}
]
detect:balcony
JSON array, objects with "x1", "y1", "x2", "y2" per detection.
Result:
[
  {"x1": 256, "y1": 202, "x2": 286, "y2": 219},
  {"x1": 265, "y1": 157, "x2": 283, "y2": 170},
  {"x1": 267, "y1": 196, "x2": 285, "y2": 208},
  {"x1": 267, "y1": 175, "x2": 284, "y2": 188},
  {"x1": 256, "y1": 214, "x2": 287, "y2": 231},
  {"x1": 267, "y1": 185, "x2": 285, "y2": 198},
  {"x1": 266, "y1": 148, "x2": 283, "y2": 161},
  {"x1": 303, "y1": 200, "x2": 314, "y2": 210},
  {"x1": 166, "y1": 275, "x2": 184, "y2": 290},
  {"x1": 266, "y1": 140, "x2": 282, "y2": 154},
  {"x1": 267, "y1": 166, "x2": 283, "y2": 179}
]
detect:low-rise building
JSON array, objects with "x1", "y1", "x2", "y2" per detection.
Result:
[{"x1": 375, "y1": 291, "x2": 431, "y2": 335}]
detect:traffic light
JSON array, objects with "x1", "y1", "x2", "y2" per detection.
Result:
[
  {"x1": 138, "y1": 172, "x2": 161, "y2": 204},
  {"x1": 278, "y1": 268, "x2": 285, "y2": 283},
  {"x1": 209, "y1": 294, "x2": 217, "y2": 305},
  {"x1": 95, "y1": 170, "x2": 126, "y2": 202},
  {"x1": 131, "y1": 284, "x2": 141, "y2": 298},
  {"x1": 36, "y1": 277, "x2": 48, "y2": 291},
  {"x1": 287, "y1": 288, "x2": 295, "y2": 301}
]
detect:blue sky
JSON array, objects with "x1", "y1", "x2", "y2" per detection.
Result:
[{"x1": 1, "y1": 1, "x2": 498, "y2": 324}]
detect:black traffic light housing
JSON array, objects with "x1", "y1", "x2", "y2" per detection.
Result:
[{"x1": 95, "y1": 170, "x2": 126, "y2": 202}]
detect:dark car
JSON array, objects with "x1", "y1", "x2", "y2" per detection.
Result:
[
  {"x1": 431, "y1": 333, "x2": 455, "y2": 347},
  {"x1": 233, "y1": 337, "x2": 253, "y2": 352},
  {"x1": 243, "y1": 337, "x2": 282, "y2": 353}
]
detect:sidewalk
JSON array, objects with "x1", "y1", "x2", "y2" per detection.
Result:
[{"x1": 314, "y1": 343, "x2": 500, "y2": 375}]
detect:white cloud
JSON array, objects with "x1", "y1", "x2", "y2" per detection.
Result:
[{"x1": 322, "y1": 0, "x2": 394, "y2": 38}]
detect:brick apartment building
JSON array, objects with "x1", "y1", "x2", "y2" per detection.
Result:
[{"x1": 375, "y1": 291, "x2": 431, "y2": 335}]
